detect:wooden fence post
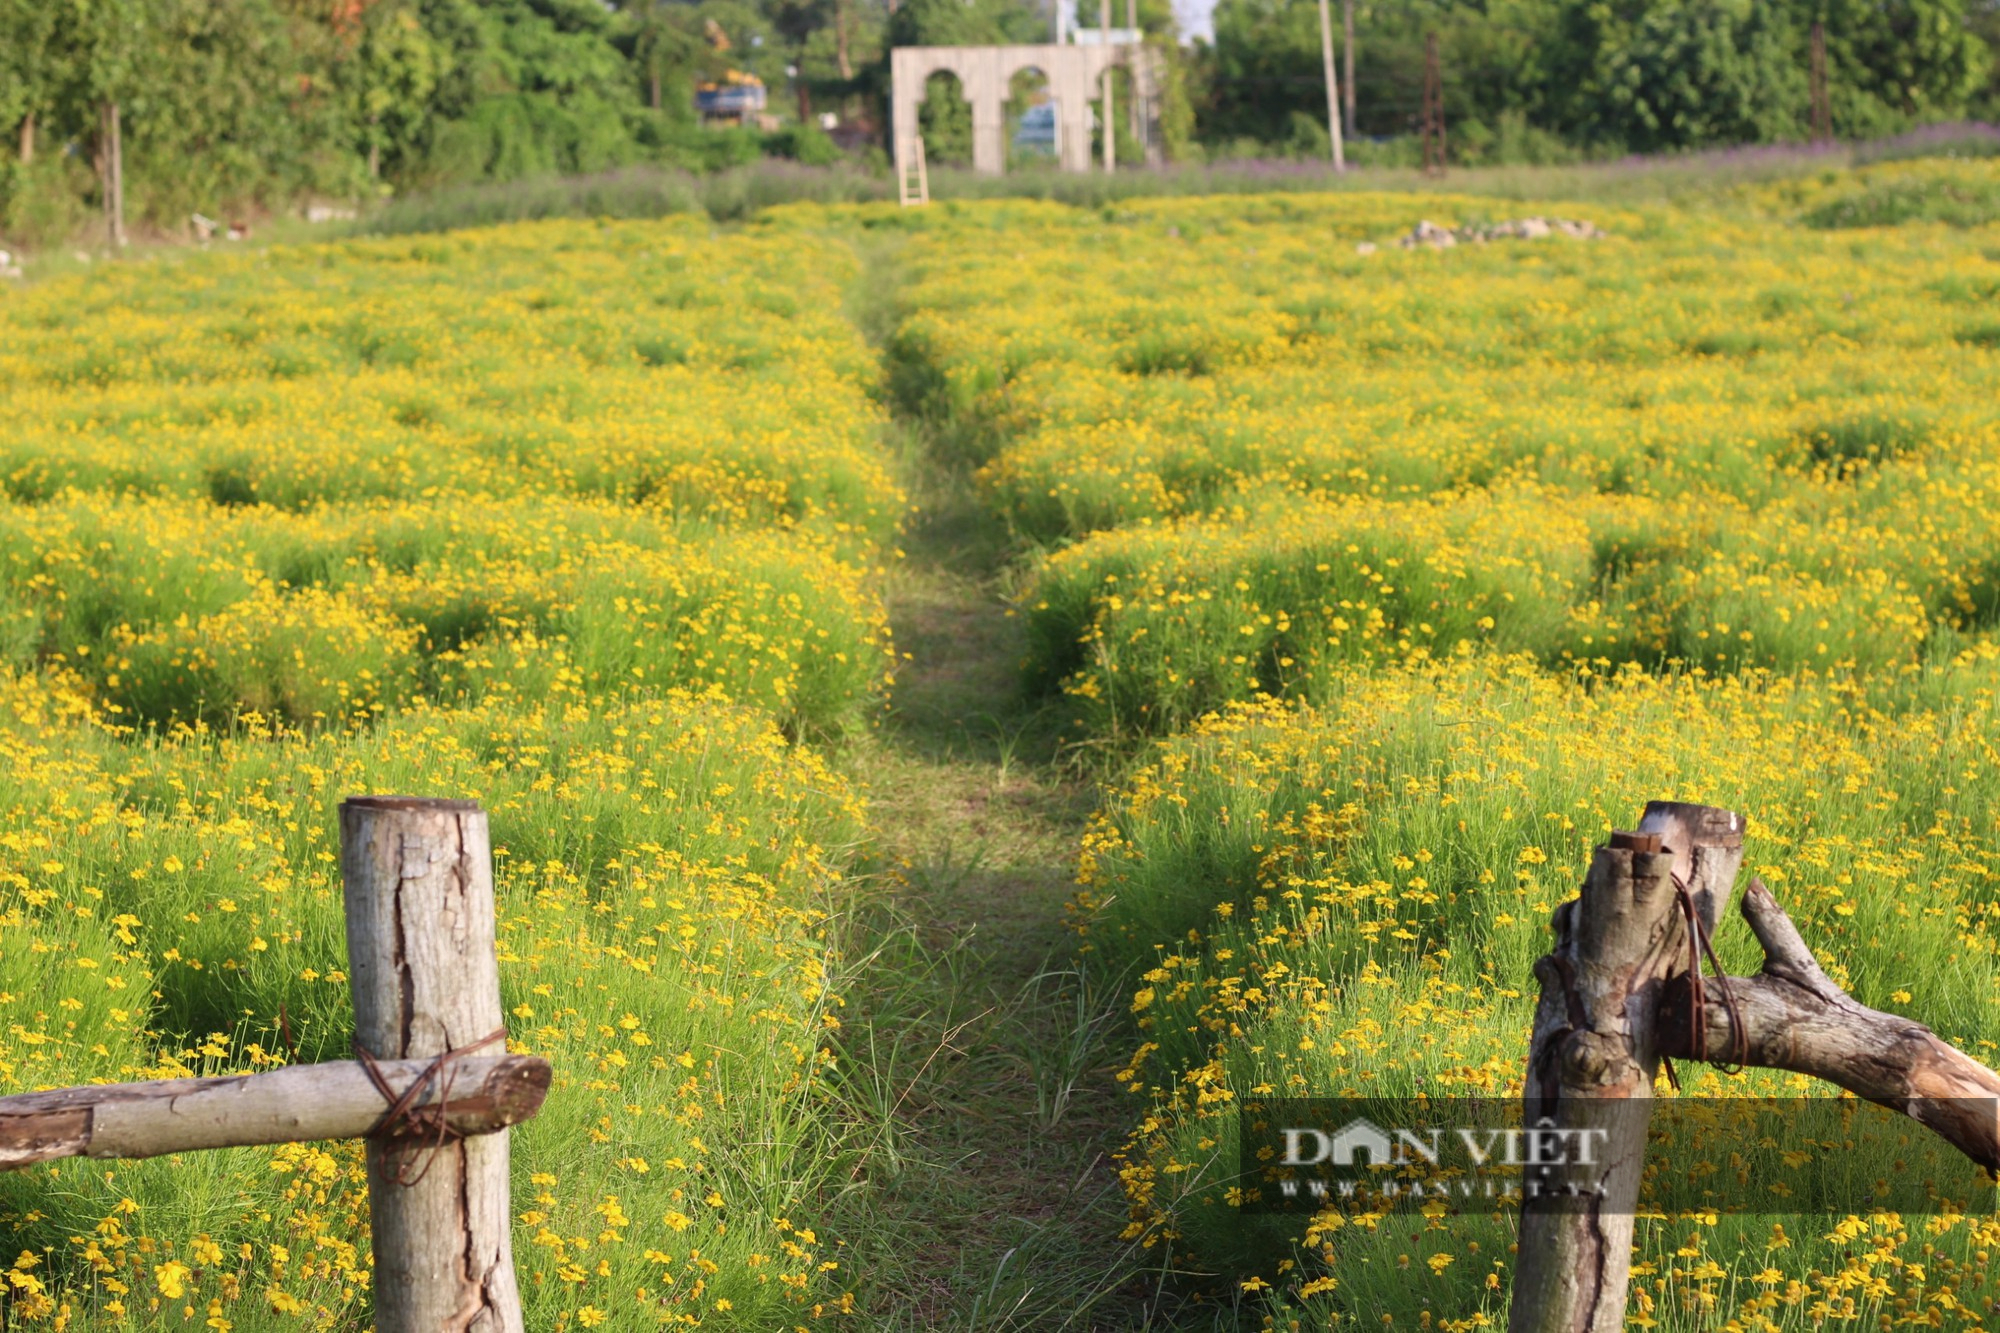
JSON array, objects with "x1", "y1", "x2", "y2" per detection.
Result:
[
  {"x1": 1509, "y1": 802, "x2": 1744, "y2": 1333},
  {"x1": 1510, "y1": 801, "x2": 2000, "y2": 1331},
  {"x1": 341, "y1": 796, "x2": 525, "y2": 1333}
]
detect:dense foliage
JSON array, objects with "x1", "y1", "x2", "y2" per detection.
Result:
[
  {"x1": 4, "y1": 0, "x2": 1998, "y2": 244},
  {"x1": 0, "y1": 0, "x2": 872, "y2": 244},
  {"x1": 1198, "y1": 0, "x2": 1995, "y2": 158}
]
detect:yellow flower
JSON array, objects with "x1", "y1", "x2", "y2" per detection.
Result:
[{"x1": 154, "y1": 1262, "x2": 191, "y2": 1300}]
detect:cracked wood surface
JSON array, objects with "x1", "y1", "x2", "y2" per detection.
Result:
[{"x1": 342, "y1": 796, "x2": 524, "y2": 1333}]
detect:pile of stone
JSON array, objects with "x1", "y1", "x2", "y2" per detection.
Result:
[{"x1": 1391, "y1": 216, "x2": 1606, "y2": 250}]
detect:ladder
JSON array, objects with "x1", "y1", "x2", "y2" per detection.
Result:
[{"x1": 898, "y1": 135, "x2": 930, "y2": 207}]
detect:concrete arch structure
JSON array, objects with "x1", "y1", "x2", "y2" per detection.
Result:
[{"x1": 891, "y1": 43, "x2": 1161, "y2": 177}]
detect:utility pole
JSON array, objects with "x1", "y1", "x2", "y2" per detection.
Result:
[
  {"x1": 1809, "y1": 21, "x2": 1832, "y2": 145},
  {"x1": 100, "y1": 100, "x2": 125, "y2": 248},
  {"x1": 1100, "y1": 0, "x2": 1114, "y2": 170},
  {"x1": 1128, "y1": 0, "x2": 1142, "y2": 152},
  {"x1": 1420, "y1": 31, "x2": 1444, "y2": 176},
  {"x1": 1316, "y1": 0, "x2": 1345, "y2": 169},
  {"x1": 1342, "y1": 0, "x2": 1355, "y2": 140}
]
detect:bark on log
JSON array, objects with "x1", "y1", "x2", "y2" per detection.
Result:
[
  {"x1": 1510, "y1": 803, "x2": 1746, "y2": 1333},
  {"x1": 0, "y1": 1055, "x2": 549, "y2": 1171},
  {"x1": 1661, "y1": 877, "x2": 2000, "y2": 1172},
  {"x1": 342, "y1": 796, "x2": 524, "y2": 1333}
]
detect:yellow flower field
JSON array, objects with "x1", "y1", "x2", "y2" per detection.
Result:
[
  {"x1": 4, "y1": 158, "x2": 2000, "y2": 1330},
  {"x1": 0, "y1": 216, "x2": 896, "y2": 1329},
  {"x1": 893, "y1": 184, "x2": 2000, "y2": 732},
  {"x1": 881, "y1": 166, "x2": 2000, "y2": 1329}
]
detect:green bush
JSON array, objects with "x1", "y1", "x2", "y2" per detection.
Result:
[
  {"x1": 1803, "y1": 172, "x2": 2000, "y2": 227},
  {"x1": 0, "y1": 159, "x2": 100, "y2": 250},
  {"x1": 765, "y1": 122, "x2": 844, "y2": 166}
]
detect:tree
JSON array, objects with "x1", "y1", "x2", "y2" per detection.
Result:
[
  {"x1": 54, "y1": 0, "x2": 161, "y2": 245},
  {"x1": 403, "y1": 0, "x2": 647, "y2": 185},
  {"x1": 1539, "y1": 0, "x2": 1804, "y2": 151},
  {"x1": 339, "y1": 0, "x2": 451, "y2": 178},
  {"x1": 1201, "y1": 0, "x2": 1546, "y2": 149},
  {"x1": 1596, "y1": 0, "x2": 1806, "y2": 150},
  {"x1": 0, "y1": 0, "x2": 63, "y2": 162},
  {"x1": 886, "y1": 0, "x2": 1044, "y2": 48},
  {"x1": 1803, "y1": 0, "x2": 1993, "y2": 135},
  {"x1": 112, "y1": 0, "x2": 364, "y2": 222},
  {"x1": 623, "y1": 0, "x2": 699, "y2": 111}
]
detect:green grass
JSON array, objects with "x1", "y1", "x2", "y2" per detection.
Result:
[
  {"x1": 356, "y1": 162, "x2": 894, "y2": 236},
  {"x1": 1802, "y1": 171, "x2": 2000, "y2": 227},
  {"x1": 347, "y1": 132, "x2": 1987, "y2": 241},
  {"x1": 816, "y1": 250, "x2": 1184, "y2": 1328},
  {"x1": 0, "y1": 689, "x2": 868, "y2": 1329},
  {"x1": 863, "y1": 175, "x2": 2000, "y2": 1328}
]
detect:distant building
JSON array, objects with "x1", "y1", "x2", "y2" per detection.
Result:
[
  {"x1": 893, "y1": 43, "x2": 1161, "y2": 175},
  {"x1": 1069, "y1": 26, "x2": 1142, "y2": 44}
]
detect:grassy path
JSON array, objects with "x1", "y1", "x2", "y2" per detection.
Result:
[
  {"x1": 839, "y1": 484, "x2": 1143, "y2": 1330},
  {"x1": 825, "y1": 242, "x2": 1179, "y2": 1329}
]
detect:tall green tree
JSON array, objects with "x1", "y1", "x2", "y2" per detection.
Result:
[
  {"x1": 1202, "y1": 0, "x2": 1547, "y2": 147},
  {"x1": 1556, "y1": 0, "x2": 1807, "y2": 151},
  {"x1": 405, "y1": 0, "x2": 647, "y2": 184},
  {"x1": 1975, "y1": 0, "x2": 2000, "y2": 119},
  {"x1": 1804, "y1": 0, "x2": 1993, "y2": 134},
  {"x1": 133, "y1": 0, "x2": 362, "y2": 214},
  {"x1": 50, "y1": 0, "x2": 161, "y2": 242},
  {"x1": 0, "y1": 0, "x2": 63, "y2": 162},
  {"x1": 339, "y1": 0, "x2": 451, "y2": 178}
]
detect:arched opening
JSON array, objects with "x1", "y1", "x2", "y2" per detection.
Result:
[
  {"x1": 1092, "y1": 63, "x2": 1142, "y2": 169},
  {"x1": 918, "y1": 70, "x2": 972, "y2": 168},
  {"x1": 1006, "y1": 67, "x2": 1058, "y2": 171}
]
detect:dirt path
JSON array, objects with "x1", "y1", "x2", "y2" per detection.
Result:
[
  {"x1": 822, "y1": 237, "x2": 1180, "y2": 1326},
  {"x1": 833, "y1": 422, "x2": 1177, "y2": 1329}
]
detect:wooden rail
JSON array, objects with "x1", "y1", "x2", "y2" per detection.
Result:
[{"x1": 0, "y1": 795, "x2": 543, "y2": 1333}]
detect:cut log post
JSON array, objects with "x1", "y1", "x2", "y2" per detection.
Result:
[
  {"x1": 1511, "y1": 802, "x2": 2000, "y2": 1331},
  {"x1": 0, "y1": 1055, "x2": 548, "y2": 1170},
  {"x1": 1510, "y1": 802, "x2": 1745, "y2": 1333},
  {"x1": 342, "y1": 795, "x2": 524, "y2": 1333}
]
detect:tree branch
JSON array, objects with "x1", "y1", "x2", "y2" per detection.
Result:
[{"x1": 1660, "y1": 878, "x2": 2000, "y2": 1173}]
